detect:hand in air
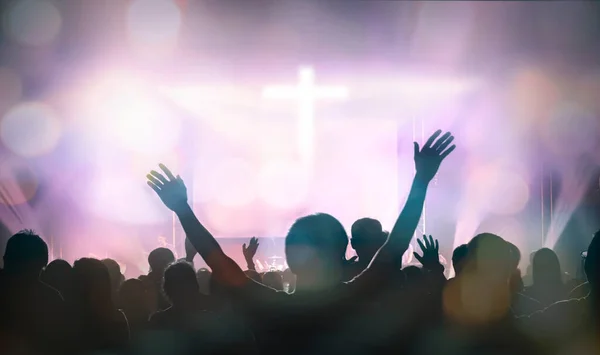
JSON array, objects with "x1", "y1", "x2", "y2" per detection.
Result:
[
  {"x1": 147, "y1": 164, "x2": 188, "y2": 212},
  {"x1": 413, "y1": 235, "x2": 442, "y2": 271},
  {"x1": 242, "y1": 237, "x2": 260, "y2": 261},
  {"x1": 414, "y1": 130, "x2": 456, "y2": 182}
]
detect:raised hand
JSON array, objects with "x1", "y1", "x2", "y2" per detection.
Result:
[
  {"x1": 414, "y1": 130, "x2": 456, "y2": 182},
  {"x1": 242, "y1": 237, "x2": 260, "y2": 261},
  {"x1": 413, "y1": 235, "x2": 442, "y2": 271},
  {"x1": 147, "y1": 163, "x2": 188, "y2": 212}
]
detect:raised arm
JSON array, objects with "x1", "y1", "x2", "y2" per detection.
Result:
[
  {"x1": 146, "y1": 164, "x2": 247, "y2": 287},
  {"x1": 370, "y1": 130, "x2": 455, "y2": 268},
  {"x1": 242, "y1": 237, "x2": 259, "y2": 271}
]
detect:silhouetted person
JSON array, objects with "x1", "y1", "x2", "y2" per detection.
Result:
[
  {"x1": 149, "y1": 261, "x2": 211, "y2": 330},
  {"x1": 149, "y1": 261, "x2": 251, "y2": 354},
  {"x1": 348, "y1": 218, "x2": 388, "y2": 279},
  {"x1": 524, "y1": 248, "x2": 568, "y2": 307},
  {"x1": 143, "y1": 247, "x2": 175, "y2": 312},
  {"x1": 119, "y1": 278, "x2": 151, "y2": 336},
  {"x1": 41, "y1": 259, "x2": 74, "y2": 302},
  {"x1": 440, "y1": 233, "x2": 538, "y2": 355},
  {"x1": 0, "y1": 230, "x2": 67, "y2": 355},
  {"x1": 146, "y1": 130, "x2": 455, "y2": 355},
  {"x1": 102, "y1": 258, "x2": 124, "y2": 304},
  {"x1": 451, "y1": 244, "x2": 468, "y2": 277},
  {"x1": 506, "y1": 243, "x2": 541, "y2": 316},
  {"x1": 196, "y1": 267, "x2": 212, "y2": 295},
  {"x1": 521, "y1": 230, "x2": 600, "y2": 354},
  {"x1": 71, "y1": 258, "x2": 129, "y2": 353},
  {"x1": 262, "y1": 271, "x2": 283, "y2": 291}
]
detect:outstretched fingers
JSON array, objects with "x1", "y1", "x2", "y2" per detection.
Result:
[
  {"x1": 417, "y1": 238, "x2": 425, "y2": 252},
  {"x1": 435, "y1": 134, "x2": 455, "y2": 153},
  {"x1": 147, "y1": 181, "x2": 161, "y2": 193},
  {"x1": 424, "y1": 129, "x2": 442, "y2": 149},
  {"x1": 440, "y1": 144, "x2": 456, "y2": 159},
  {"x1": 150, "y1": 170, "x2": 168, "y2": 184},
  {"x1": 159, "y1": 163, "x2": 177, "y2": 181},
  {"x1": 431, "y1": 132, "x2": 451, "y2": 151},
  {"x1": 413, "y1": 252, "x2": 423, "y2": 264},
  {"x1": 147, "y1": 174, "x2": 163, "y2": 187}
]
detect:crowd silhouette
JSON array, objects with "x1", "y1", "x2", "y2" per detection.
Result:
[{"x1": 1, "y1": 129, "x2": 599, "y2": 355}]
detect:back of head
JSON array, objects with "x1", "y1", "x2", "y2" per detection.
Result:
[
  {"x1": 452, "y1": 244, "x2": 469, "y2": 276},
  {"x1": 163, "y1": 261, "x2": 198, "y2": 304},
  {"x1": 466, "y1": 233, "x2": 512, "y2": 279},
  {"x1": 444, "y1": 233, "x2": 513, "y2": 325},
  {"x1": 101, "y1": 258, "x2": 123, "y2": 292},
  {"x1": 118, "y1": 278, "x2": 146, "y2": 311},
  {"x1": 585, "y1": 230, "x2": 600, "y2": 291},
  {"x1": 196, "y1": 268, "x2": 212, "y2": 295},
  {"x1": 41, "y1": 259, "x2": 72, "y2": 292},
  {"x1": 506, "y1": 242, "x2": 521, "y2": 271},
  {"x1": 148, "y1": 248, "x2": 175, "y2": 274},
  {"x1": 285, "y1": 213, "x2": 348, "y2": 278},
  {"x1": 532, "y1": 248, "x2": 562, "y2": 286},
  {"x1": 350, "y1": 218, "x2": 386, "y2": 260},
  {"x1": 72, "y1": 258, "x2": 114, "y2": 314},
  {"x1": 3, "y1": 230, "x2": 48, "y2": 278},
  {"x1": 262, "y1": 271, "x2": 283, "y2": 290}
]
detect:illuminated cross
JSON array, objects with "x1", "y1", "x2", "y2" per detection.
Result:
[{"x1": 262, "y1": 67, "x2": 348, "y2": 163}]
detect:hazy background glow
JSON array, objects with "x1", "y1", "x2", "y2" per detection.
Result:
[{"x1": 0, "y1": 1, "x2": 599, "y2": 276}]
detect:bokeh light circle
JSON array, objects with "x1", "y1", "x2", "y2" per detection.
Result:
[
  {"x1": 127, "y1": 0, "x2": 182, "y2": 47},
  {"x1": 258, "y1": 160, "x2": 309, "y2": 209},
  {"x1": 1, "y1": 102, "x2": 62, "y2": 157},
  {"x1": 4, "y1": 0, "x2": 62, "y2": 46}
]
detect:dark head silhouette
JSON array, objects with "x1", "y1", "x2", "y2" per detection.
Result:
[
  {"x1": 119, "y1": 278, "x2": 150, "y2": 332},
  {"x1": 72, "y1": 258, "x2": 115, "y2": 315},
  {"x1": 350, "y1": 218, "x2": 387, "y2": 266},
  {"x1": 532, "y1": 248, "x2": 562, "y2": 287},
  {"x1": 119, "y1": 278, "x2": 147, "y2": 310},
  {"x1": 451, "y1": 244, "x2": 469, "y2": 276},
  {"x1": 41, "y1": 259, "x2": 73, "y2": 299},
  {"x1": 585, "y1": 230, "x2": 600, "y2": 294},
  {"x1": 101, "y1": 258, "x2": 123, "y2": 294},
  {"x1": 443, "y1": 233, "x2": 514, "y2": 325},
  {"x1": 3, "y1": 230, "x2": 48, "y2": 279},
  {"x1": 262, "y1": 271, "x2": 283, "y2": 290},
  {"x1": 465, "y1": 233, "x2": 513, "y2": 279},
  {"x1": 196, "y1": 267, "x2": 212, "y2": 295},
  {"x1": 163, "y1": 261, "x2": 199, "y2": 306},
  {"x1": 285, "y1": 213, "x2": 348, "y2": 290},
  {"x1": 505, "y1": 242, "x2": 524, "y2": 294},
  {"x1": 148, "y1": 247, "x2": 175, "y2": 274}
]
